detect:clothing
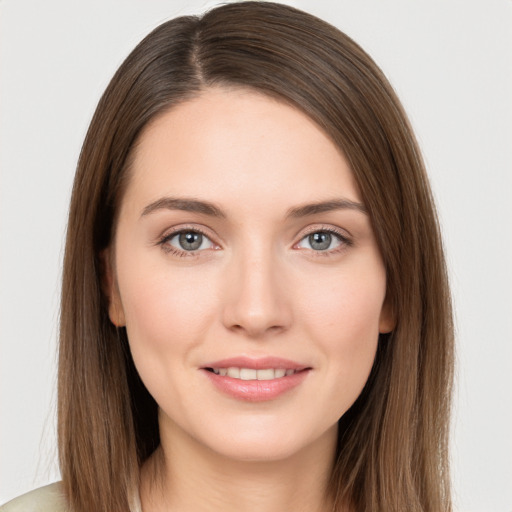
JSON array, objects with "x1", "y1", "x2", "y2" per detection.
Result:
[
  {"x1": 1, "y1": 482, "x2": 143, "y2": 512},
  {"x1": 0, "y1": 483, "x2": 67, "y2": 512}
]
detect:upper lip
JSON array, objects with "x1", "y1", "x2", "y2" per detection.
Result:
[{"x1": 201, "y1": 356, "x2": 310, "y2": 371}]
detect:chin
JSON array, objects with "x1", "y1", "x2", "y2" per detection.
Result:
[
  {"x1": 191, "y1": 417, "x2": 338, "y2": 464},
  {"x1": 216, "y1": 439, "x2": 301, "y2": 463}
]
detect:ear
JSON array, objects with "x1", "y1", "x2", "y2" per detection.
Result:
[
  {"x1": 378, "y1": 295, "x2": 396, "y2": 334},
  {"x1": 100, "y1": 248, "x2": 126, "y2": 327}
]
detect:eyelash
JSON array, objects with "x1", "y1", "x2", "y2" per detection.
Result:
[{"x1": 157, "y1": 225, "x2": 352, "y2": 258}]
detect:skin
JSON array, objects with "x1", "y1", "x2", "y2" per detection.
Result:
[{"x1": 106, "y1": 88, "x2": 394, "y2": 512}]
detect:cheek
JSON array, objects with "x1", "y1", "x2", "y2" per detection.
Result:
[
  {"x1": 302, "y1": 260, "x2": 385, "y2": 336},
  {"x1": 117, "y1": 256, "x2": 219, "y2": 360},
  {"x1": 117, "y1": 259, "x2": 223, "y2": 414},
  {"x1": 298, "y1": 260, "x2": 385, "y2": 403}
]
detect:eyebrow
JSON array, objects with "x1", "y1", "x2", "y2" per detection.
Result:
[
  {"x1": 140, "y1": 196, "x2": 367, "y2": 219},
  {"x1": 141, "y1": 197, "x2": 227, "y2": 218},
  {"x1": 285, "y1": 198, "x2": 368, "y2": 217}
]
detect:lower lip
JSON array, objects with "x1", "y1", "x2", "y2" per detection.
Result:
[{"x1": 202, "y1": 369, "x2": 310, "y2": 402}]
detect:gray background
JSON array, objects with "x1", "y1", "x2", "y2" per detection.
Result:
[{"x1": 1, "y1": 0, "x2": 511, "y2": 510}]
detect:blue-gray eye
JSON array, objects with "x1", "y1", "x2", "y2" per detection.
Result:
[
  {"x1": 180, "y1": 232, "x2": 202, "y2": 250},
  {"x1": 309, "y1": 232, "x2": 332, "y2": 250},
  {"x1": 297, "y1": 231, "x2": 344, "y2": 251},
  {"x1": 167, "y1": 231, "x2": 214, "y2": 251}
]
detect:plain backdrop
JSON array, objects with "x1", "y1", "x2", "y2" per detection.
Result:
[{"x1": 1, "y1": 0, "x2": 511, "y2": 510}]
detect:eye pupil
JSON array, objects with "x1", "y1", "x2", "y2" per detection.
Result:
[
  {"x1": 309, "y1": 232, "x2": 331, "y2": 250},
  {"x1": 179, "y1": 232, "x2": 202, "y2": 250}
]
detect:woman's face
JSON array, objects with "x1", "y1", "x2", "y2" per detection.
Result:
[{"x1": 107, "y1": 88, "x2": 393, "y2": 462}]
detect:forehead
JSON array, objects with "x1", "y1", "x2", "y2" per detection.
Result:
[{"x1": 125, "y1": 87, "x2": 361, "y2": 215}]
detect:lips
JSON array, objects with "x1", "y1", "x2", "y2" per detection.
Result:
[{"x1": 201, "y1": 357, "x2": 311, "y2": 402}]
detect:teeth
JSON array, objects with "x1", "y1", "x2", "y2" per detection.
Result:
[
  {"x1": 211, "y1": 367, "x2": 298, "y2": 380},
  {"x1": 227, "y1": 367, "x2": 240, "y2": 378},
  {"x1": 240, "y1": 368, "x2": 257, "y2": 380},
  {"x1": 257, "y1": 369, "x2": 275, "y2": 380}
]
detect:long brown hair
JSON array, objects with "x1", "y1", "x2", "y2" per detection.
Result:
[{"x1": 58, "y1": 2, "x2": 454, "y2": 511}]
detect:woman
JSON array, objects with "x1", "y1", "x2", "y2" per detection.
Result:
[{"x1": 1, "y1": 2, "x2": 453, "y2": 511}]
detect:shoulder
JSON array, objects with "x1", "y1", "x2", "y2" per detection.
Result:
[{"x1": 0, "y1": 483, "x2": 68, "y2": 512}]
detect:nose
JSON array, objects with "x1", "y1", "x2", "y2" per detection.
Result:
[{"x1": 221, "y1": 245, "x2": 292, "y2": 339}]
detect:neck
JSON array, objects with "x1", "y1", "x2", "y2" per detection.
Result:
[{"x1": 140, "y1": 418, "x2": 338, "y2": 512}]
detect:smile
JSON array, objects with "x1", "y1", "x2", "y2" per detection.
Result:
[
  {"x1": 206, "y1": 367, "x2": 298, "y2": 380},
  {"x1": 201, "y1": 358, "x2": 311, "y2": 402}
]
